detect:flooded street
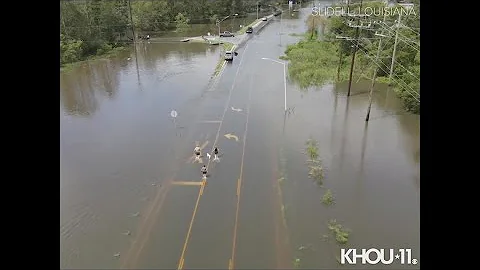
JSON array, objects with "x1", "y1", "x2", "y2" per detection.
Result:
[
  {"x1": 60, "y1": 42, "x2": 223, "y2": 268},
  {"x1": 60, "y1": 3, "x2": 419, "y2": 269}
]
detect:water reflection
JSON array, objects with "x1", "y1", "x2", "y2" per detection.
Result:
[
  {"x1": 60, "y1": 59, "x2": 122, "y2": 116},
  {"x1": 359, "y1": 121, "x2": 369, "y2": 173},
  {"x1": 339, "y1": 96, "x2": 349, "y2": 170},
  {"x1": 60, "y1": 65, "x2": 97, "y2": 116},
  {"x1": 60, "y1": 41, "x2": 216, "y2": 118}
]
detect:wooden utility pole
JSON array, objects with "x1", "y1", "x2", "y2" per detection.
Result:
[
  {"x1": 346, "y1": 0, "x2": 363, "y2": 97},
  {"x1": 365, "y1": 38, "x2": 383, "y2": 121}
]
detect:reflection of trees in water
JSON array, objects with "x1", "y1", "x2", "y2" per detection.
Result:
[
  {"x1": 137, "y1": 42, "x2": 210, "y2": 64},
  {"x1": 60, "y1": 65, "x2": 97, "y2": 116},
  {"x1": 95, "y1": 61, "x2": 118, "y2": 98},
  {"x1": 60, "y1": 60, "x2": 121, "y2": 116},
  {"x1": 332, "y1": 80, "x2": 420, "y2": 171}
]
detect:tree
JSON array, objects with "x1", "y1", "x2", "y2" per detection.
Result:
[{"x1": 175, "y1": 12, "x2": 191, "y2": 32}]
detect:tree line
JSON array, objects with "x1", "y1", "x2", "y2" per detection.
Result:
[{"x1": 60, "y1": 0, "x2": 284, "y2": 66}]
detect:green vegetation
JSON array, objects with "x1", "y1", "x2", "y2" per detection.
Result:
[
  {"x1": 328, "y1": 219, "x2": 350, "y2": 245},
  {"x1": 237, "y1": 18, "x2": 261, "y2": 34},
  {"x1": 175, "y1": 12, "x2": 190, "y2": 32},
  {"x1": 212, "y1": 42, "x2": 235, "y2": 76},
  {"x1": 322, "y1": 189, "x2": 334, "y2": 205},
  {"x1": 293, "y1": 258, "x2": 301, "y2": 268},
  {"x1": 214, "y1": 58, "x2": 226, "y2": 77},
  {"x1": 60, "y1": 0, "x2": 281, "y2": 66},
  {"x1": 283, "y1": 0, "x2": 420, "y2": 114},
  {"x1": 304, "y1": 138, "x2": 324, "y2": 186},
  {"x1": 60, "y1": 46, "x2": 128, "y2": 72},
  {"x1": 222, "y1": 42, "x2": 235, "y2": 51}
]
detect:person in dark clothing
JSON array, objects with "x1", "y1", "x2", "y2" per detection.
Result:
[
  {"x1": 213, "y1": 146, "x2": 220, "y2": 162},
  {"x1": 201, "y1": 165, "x2": 207, "y2": 179}
]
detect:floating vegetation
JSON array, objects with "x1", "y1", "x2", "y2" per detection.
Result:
[
  {"x1": 305, "y1": 138, "x2": 319, "y2": 160},
  {"x1": 328, "y1": 219, "x2": 351, "y2": 245},
  {"x1": 308, "y1": 164, "x2": 324, "y2": 185},
  {"x1": 304, "y1": 138, "x2": 325, "y2": 185},
  {"x1": 298, "y1": 244, "x2": 313, "y2": 251},
  {"x1": 293, "y1": 258, "x2": 301, "y2": 268},
  {"x1": 322, "y1": 189, "x2": 334, "y2": 206}
]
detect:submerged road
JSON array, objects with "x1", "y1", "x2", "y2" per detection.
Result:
[{"x1": 120, "y1": 16, "x2": 294, "y2": 269}]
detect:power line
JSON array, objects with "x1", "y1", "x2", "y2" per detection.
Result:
[
  {"x1": 394, "y1": 60, "x2": 420, "y2": 82},
  {"x1": 356, "y1": 44, "x2": 420, "y2": 102},
  {"x1": 355, "y1": 39, "x2": 420, "y2": 87},
  {"x1": 378, "y1": 22, "x2": 420, "y2": 49}
]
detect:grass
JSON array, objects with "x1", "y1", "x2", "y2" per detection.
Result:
[
  {"x1": 222, "y1": 42, "x2": 234, "y2": 51},
  {"x1": 322, "y1": 189, "x2": 334, "y2": 205},
  {"x1": 327, "y1": 219, "x2": 350, "y2": 244},
  {"x1": 212, "y1": 42, "x2": 235, "y2": 77},
  {"x1": 237, "y1": 19, "x2": 261, "y2": 35},
  {"x1": 304, "y1": 138, "x2": 324, "y2": 185},
  {"x1": 213, "y1": 57, "x2": 225, "y2": 76},
  {"x1": 293, "y1": 258, "x2": 301, "y2": 268},
  {"x1": 60, "y1": 46, "x2": 129, "y2": 73},
  {"x1": 283, "y1": 38, "x2": 350, "y2": 90}
]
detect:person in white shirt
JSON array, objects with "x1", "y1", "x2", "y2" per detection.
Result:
[{"x1": 194, "y1": 145, "x2": 201, "y2": 162}]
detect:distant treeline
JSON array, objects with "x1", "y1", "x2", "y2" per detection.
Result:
[{"x1": 60, "y1": 0, "x2": 292, "y2": 66}]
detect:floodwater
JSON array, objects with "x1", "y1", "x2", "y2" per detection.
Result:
[
  {"x1": 60, "y1": 2, "x2": 419, "y2": 269},
  {"x1": 60, "y1": 42, "x2": 223, "y2": 268}
]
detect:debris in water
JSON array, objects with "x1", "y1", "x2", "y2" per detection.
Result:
[
  {"x1": 298, "y1": 243, "x2": 313, "y2": 251},
  {"x1": 113, "y1": 253, "x2": 120, "y2": 257}
]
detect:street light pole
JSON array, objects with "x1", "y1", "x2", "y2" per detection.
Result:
[
  {"x1": 261, "y1": 57, "x2": 287, "y2": 112},
  {"x1": 216, "y1": 14, "x2": 238, "y2": 38}
]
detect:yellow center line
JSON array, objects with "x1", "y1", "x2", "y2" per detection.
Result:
[
  {"x1": 177, "y1": 43, "x2": 250, "y2": 270},
  {"x1": 230, "y1": 68, "x2": 254, "y2": 269},
  {"x1": 172, "y1": 181, "x2": 204, "y2": 186}
]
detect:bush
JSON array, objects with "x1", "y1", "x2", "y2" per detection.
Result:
[{"x1": 60, "y1": 35, "x2": 84, "y2": 65}]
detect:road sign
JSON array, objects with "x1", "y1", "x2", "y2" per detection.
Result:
[{"x1": 170, "y1": 110, "x2": 178, "y2": 118}]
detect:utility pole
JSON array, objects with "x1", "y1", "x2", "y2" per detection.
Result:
[
  {"x1": 346, "y1": 0, "x2": 363, "y2": 97},
  {"x1": 365, "y1": 34, "x2": 384, "y2": 122},
  {"x1": 128, "y1": 0, "x2": 135, "y2": 42},
  {"x1": 389, "y1": 12, "x2": 401, "y2": 81}
]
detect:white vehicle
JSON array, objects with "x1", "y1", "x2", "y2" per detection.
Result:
[{"x1": 224, "y1": 51, "x2": 233, "y2": 61}]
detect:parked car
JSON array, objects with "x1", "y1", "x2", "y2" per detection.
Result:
[
  {"x1": 246, "y1": 27, "x2": 253, "y2": 33},
  {"x1": 220, "y1": 31, "x2": 234, "y2": 37},
  {"x1": 262, "y1": 17, "x2": 267, "y2": 21},
  {"x1": 224, "y1": 50, "x2": 234, "y2": 61}
]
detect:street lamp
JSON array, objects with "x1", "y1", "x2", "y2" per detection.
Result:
[
  {"x1": 261, "y1": 57, "x2": 287, "y2": 112},
  {"x1": 216, "y1": 13, "x2": 238, "y2": 37}
]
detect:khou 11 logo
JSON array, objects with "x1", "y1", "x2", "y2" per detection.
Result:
[{"x1": 340, "y1": 248, "x2": 418, "y2": 265}]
